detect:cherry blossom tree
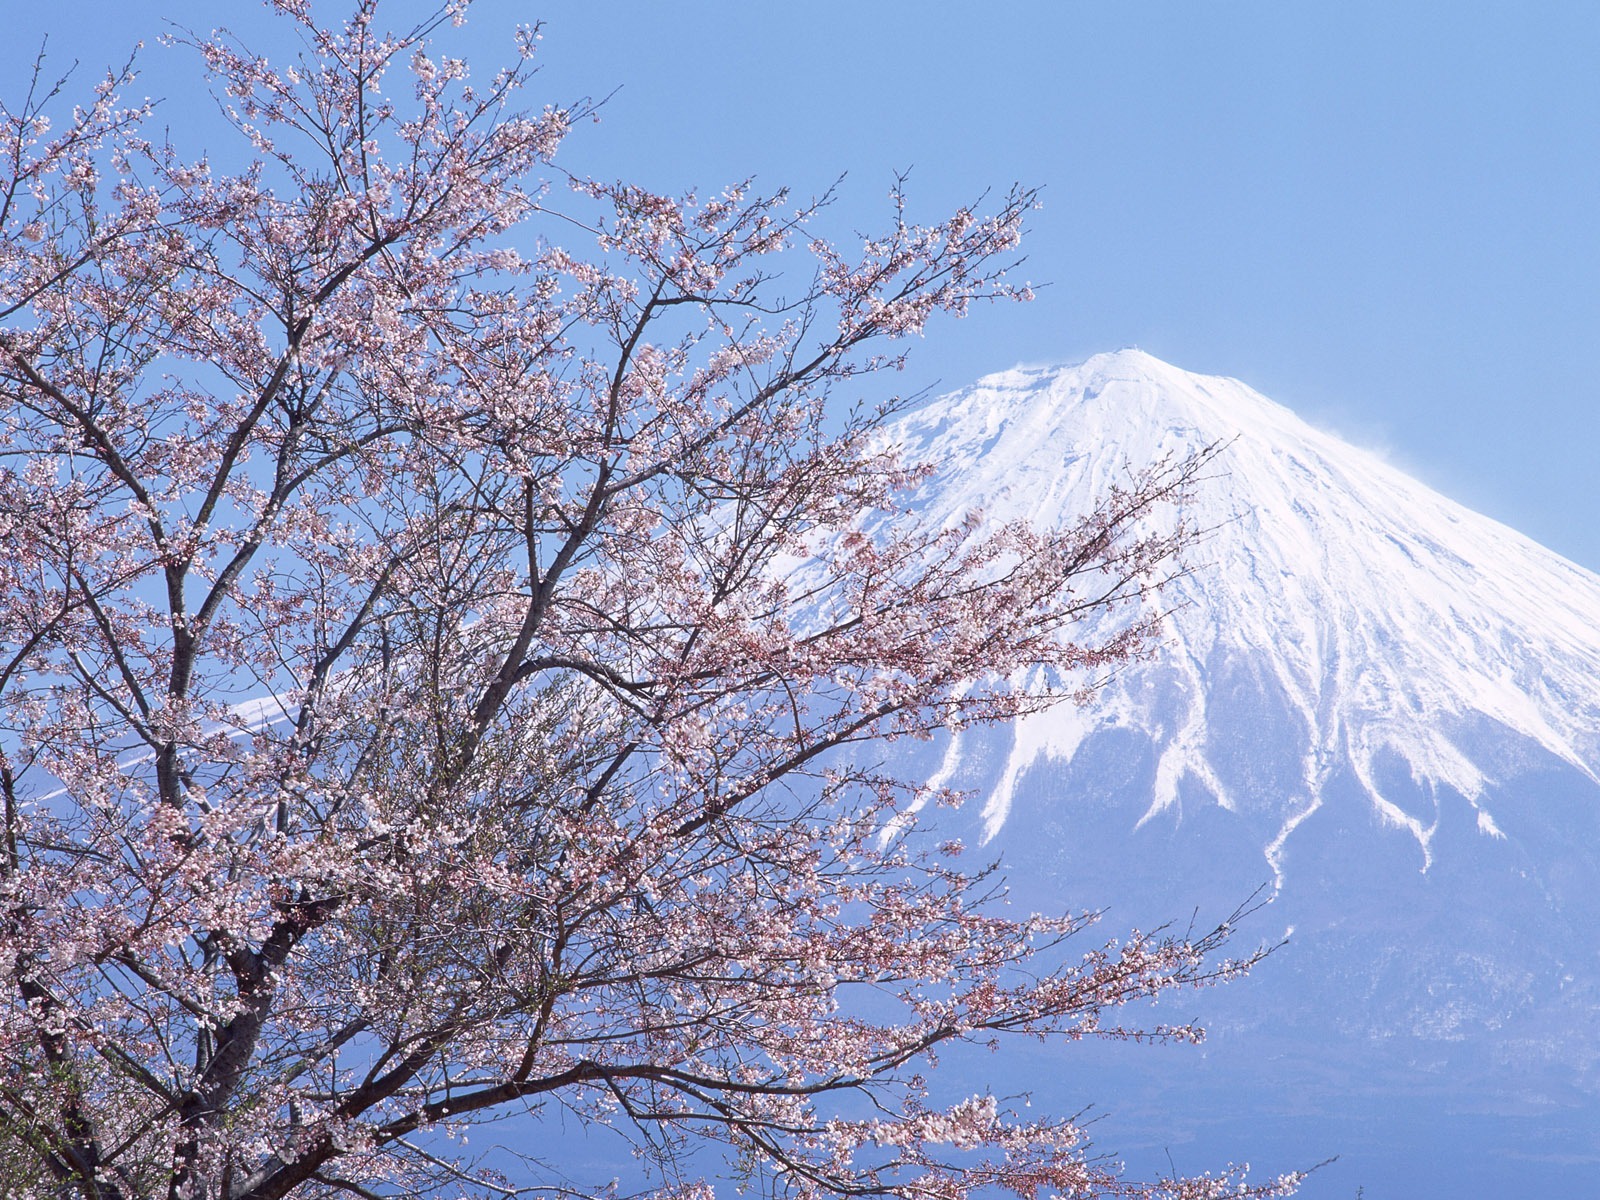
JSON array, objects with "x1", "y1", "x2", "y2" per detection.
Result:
[{"x1": 0, "y1": 4, "x2": 1297, "y2": 1199}]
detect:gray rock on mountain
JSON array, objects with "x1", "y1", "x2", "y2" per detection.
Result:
[{"x1": 880, "y1": 351, "x2": 1600, "y2": 1193}]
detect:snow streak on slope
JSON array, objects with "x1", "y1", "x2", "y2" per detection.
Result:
[{"x1": 891, "y1": 350, "x2": 1600, "y2": 877}]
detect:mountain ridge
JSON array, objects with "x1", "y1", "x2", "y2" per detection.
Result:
[
  {"x1": 865, "y1": 350, "x2": 1600, "y2": 1194},
  {"x1": 889, "y1": 349, "x2": 1600, "y2": 881}
]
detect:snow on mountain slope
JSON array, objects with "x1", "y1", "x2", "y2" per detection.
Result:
[
  {"x1": 869, "y1": 350, "x2": 1600, "y2": 1191},
  {"x1": 889, "y1": 349, "x2": 1600, "y2": 880}
]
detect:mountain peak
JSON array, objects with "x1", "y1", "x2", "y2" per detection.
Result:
[
  {"x1": 982, "y1": 346, "x2": 1177, "y2": 384},
  {"x1": 892, "y1": 354, "x2": 1600, "y2": 877},
  {"x1": 973, "y1": 347, "x2": 1193, "y2": 403},
  {"x1": 879, "y1": 354, "x2": 1600, "y2": 1168}
]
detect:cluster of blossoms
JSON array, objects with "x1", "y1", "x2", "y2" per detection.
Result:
[{"x1": 0, "y1": 3, "x2": 1297, "y2": 1200}]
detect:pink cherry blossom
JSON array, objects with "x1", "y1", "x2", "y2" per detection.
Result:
[{"x1": 0, "y1": 5, "x2": 1297, "y2": 1200}]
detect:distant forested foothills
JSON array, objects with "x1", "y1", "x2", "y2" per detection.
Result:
[{"x1": 0, "y1": 3, "x2": 1297, "y2": 1199}]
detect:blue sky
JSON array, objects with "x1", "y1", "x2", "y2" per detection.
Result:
[{"x1": 9, "y1": 2, "x2": 1600, "y2": 566}]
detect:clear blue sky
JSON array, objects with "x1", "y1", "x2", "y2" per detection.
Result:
[{"x1": 9, "y1": 2, "x2": 1600, "y2": 566}]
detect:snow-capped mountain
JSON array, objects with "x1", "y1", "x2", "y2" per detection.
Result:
[
  {"x1": 892, "y1": 348, "x2": 1600, "y2": 871},
  {"x1": 879, "y1": 351, "x2": 1600, "y2": 1190}
]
